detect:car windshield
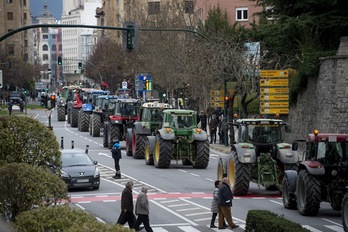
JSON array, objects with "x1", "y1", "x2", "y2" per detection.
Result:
[{"x1": 62, "y1": 153, "x2": 94, "y2": 167}]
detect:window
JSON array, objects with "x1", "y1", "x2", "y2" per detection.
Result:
[
  {"x1": 24, "y1": 12, "x2": 27, "y2": 20},
  {"x1": 7, "y1": 12, "x2": 14, "y2": 20},
  {"x1": 184, "y1": 1, "x2": 194, "y2": 14},
  {"x1": 59, "y1": 44, "x2": 62, "y2": 51},
  {"x1": 52, "y1": 44, "x2": 56, "y2": 51},
  {"x1": 42, "y1": 35, "x2": 48, "y2": 39},
  {"x1": 148, "y1": 1, "x2": 160, "y2": 15},
  {"x1": 23, "y1": 0, "x2": 26, "y2": 6},
  {"x1": 42, "y1": 44, "x2": 48, "y2": 51},
  {"x1": 8, "y1": 46, "x2": 15, "y2": 55},
  {"x1": 6, "y1": 0, "x2": 13, "y2": 3},
  {"x1": 236, "y1": 7, "x2": 248, "y2": 21},
  {"x1": 43, "y1": 54, "x2": 48, "y2": 60},
  {"x1": 42, "y1": 27, "x2": 48, "y2": 33}
]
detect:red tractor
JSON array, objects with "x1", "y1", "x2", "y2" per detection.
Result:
[
  {"x1": 283, "y1": 130, "x2": 348, "y2": 216},
  {"x1": 103, "y1": 98, "x2": 142, "y2": 148}
]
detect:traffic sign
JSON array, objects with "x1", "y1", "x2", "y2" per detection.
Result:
[
  {"x1": 260, "y1": 95, "x2": 289, "y2": 101},
  {"x1": 122, "y1": 81, "x2": 127, "y2": 89},
  {"x1": 260, "y1": 88, "x2": 289, "y2": 94},
  {"x1": 260, "y1": 79, "x2": 288, "y2": 86},
  {"x1": 227, "y1": 89, "x2": 235, "y2": 95},
  {"x1": 210, "y1": 90, "x2": 223, "y2": 96},
  {"x1": 260, "y1": 102, "x2": 289, "y2": 108},
  {"x1": 260, "y1": 70, "x2": 288, "y2": 77},
  {"x1": 260, "y1": 108, "x2": 289, "y2": 114},
  {"x1": 210, "y1": 102, "x2": 224, "y2": 107},
  {"x1": 210, "y1": 96, "x2": 224, "y2": 102}
]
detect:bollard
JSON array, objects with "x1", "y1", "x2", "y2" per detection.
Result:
[
  {"x1": 61, "y1": 137, "x2": 64, "y2": 149},
  {"x1": 85, "y1": 145, "x2": 89, "y2": 154},
  {"x1": 71, "y1": 141, "x2": 74, "y2": 149}
]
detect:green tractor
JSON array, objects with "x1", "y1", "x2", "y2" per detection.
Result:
[
  {"x1": 126, "y1": 102, "x2": 172, "y2": 159},
  {"x1": 217, "y1": 117, "x2": 296, "y2": 196},
  {"x1": 56, "y1": 86, "x2": 79, "y2": 121},
  {"x1": 145, "y1": 109, "x2": 210, "y2": 168}
]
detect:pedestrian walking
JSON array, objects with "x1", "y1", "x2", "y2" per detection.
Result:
[
  {"x1": 209, "y1": 114, "x2": 219, "y2": 144},
  {"x1": 19, "y1": 99, "x2": 25, "y2": 112},
  {"x1": 218, "y1": 177, "x2": 239, "y2": 229},
  {"x1": 134, "y1": 186, "x2": 153, "y2": 232},
  {"x1": 210, "y1": 180, "x2": 221, "y2": 228},
  {"x1": 111, "y1": 140, "x2": 122, "y2": 179},
  {"x1": 116, "y1": 181, "x2": 136, "y2": 229},
  {"x1": 7, "y1": 101, "x2": 13, "y2": 116},
  {"x1": 199, "y1": 111, "x2": 207, "y2": 132}
]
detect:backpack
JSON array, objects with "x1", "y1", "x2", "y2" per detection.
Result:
[{"x1": 111, "y1": 146, "x2": 122, "y2": 159}]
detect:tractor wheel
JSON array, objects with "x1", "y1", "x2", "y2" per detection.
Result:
[
  {"x1": 108, "y1": 124, "x2": 121, "y2": 149},
  {"x1": 227, "y1": 151, "x2": 250, "y2": 196},
  {"x1": 282, "y1": 170, "x2": 297, "y2": 209},
  {"x1": 342, "y1": 194, "x2": 348, "y2": 232},
  {"x1": 67, "y1": 108, "x2": 71, "y2": 124},
  {"x1": 79, "y1": 111, "x2": 90, "y2": 132},
  {"x1": 154, "y1": 134, "x2": 172, "y2": 168},
  {"x1": 296, "y1": 170, "x2": 321, "y2": 216},
  {"x1": 193, "y1": 140, "x2": 210, "y2": 169},
  {"x1": 103, "y1": 122, "x2": 108, "y2": 148},
  {"x1": 132, "y1": 133, "x2": 146, "y2": 159},
  {"x1": 70, "y1": 108, "x2": 78, "y2": 128},
  {"x1": 91, "y1": 113, "x2": 101, "y2": 137},
  {"x1": 285, "y1": 163, "x2": 298, "y2": 171},
  {"x1": 217, "y1": 155, "x2": 228, "y2": 181},
  {"x1": 89, "y1": 116, "x2": 92, "y2": 135},
  {"x1": 145, "y1": 138, "x2": 154, "y2": 165},
  {"x1": 126, "y1": 129, "x2": 132, "y2": 156},
  {"x1": 57, "y1": 106, "x2": 65, "y2": 121}
]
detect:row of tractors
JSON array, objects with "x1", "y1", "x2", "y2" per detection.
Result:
[
  {"x1": 217, "y1": 117, "x2": 348, "y2": 231},
  {"x1": 56, "y1": 86, "x2": 210, "y2": 169}
]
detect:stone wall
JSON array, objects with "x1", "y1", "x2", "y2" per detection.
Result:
[{"x1": 284, "y1": 37, "x2": 348, "y2": 142}]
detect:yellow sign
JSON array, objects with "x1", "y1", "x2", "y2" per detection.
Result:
[
  {"x1": 260, "y1": 108, "x2": 289, "y2": 114},
  {"x1": 260, "y1": 102, "x2": 289, "y2": 108},
  {"x1": 210, "y1": 96, "x2": 224, "y2": 102},
  {"x1": 260, "y1": 88, "x2": 289, "y2": 94},
  {"x1": 211, "y1": 102, "x2": 224, "y2": 107},
  {"x1": 260, "y1": 95, "x2": 289, "y2": 101},
  {"x1": 260, "y1": 79, "x2": 288, "y2": 86},
  {"x1": 260, "y1": 70, "x2": 289, "y2": 77},
  {"x1": 228, "y1": 90, "x2": 235, "y2": 95},
  {"x1": 210, "y1": 90, "x2": 223, "y2": 96}
]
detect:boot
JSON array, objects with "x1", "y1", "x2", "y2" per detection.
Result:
[{"x1": 113, "y1": 172, "x2": 121, "y2": 179}]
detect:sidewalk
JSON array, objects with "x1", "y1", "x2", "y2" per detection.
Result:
[{"x1": 209, "y1": 143, "x2": 231, "y2": 154}]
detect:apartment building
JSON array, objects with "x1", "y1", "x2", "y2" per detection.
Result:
[
  {"x1": 34, "y1": 2, "x2": 62, "y2": 87},
  {"x1": 0, "y1": 0, "x2": 34, "y2": 63},
  {"x1": 61, "y1": 0, "x2": 101, "y2": 83}
]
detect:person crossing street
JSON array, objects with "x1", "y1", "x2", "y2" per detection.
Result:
[{"x1": 111, "y1": 140, "x2": 122, "y2": 179}]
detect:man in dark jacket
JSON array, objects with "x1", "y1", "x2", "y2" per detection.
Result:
[
  {"x1": 117, "y1": 181, "x2": 136, "y2": 229},
  {"x1": 218, "y1": 177, "x2": 239, "y2": 229},
  {"x1": 199, "y1": 111, "x2": 207, "y2": 132},
  {"x1": 111, "y1": 140, "x2": 122, "y2": 179}
]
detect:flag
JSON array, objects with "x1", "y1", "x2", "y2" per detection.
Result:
[{"x1": 101, "y1": 81, "x2": 109, "y2": 88}]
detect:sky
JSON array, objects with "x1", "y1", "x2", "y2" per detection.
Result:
[{"x1": 30, "y1": 0, "x2": 63, "y2": 20}]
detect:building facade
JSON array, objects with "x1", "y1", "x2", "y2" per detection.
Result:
[
  {"x1": 61, "y1": 0, "x2": 101, "y2": 84},
  {"x1": 0, "y1": 0, "x2": 33, "y2": 63}
]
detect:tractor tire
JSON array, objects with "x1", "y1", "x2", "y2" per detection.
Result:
[
  {"x1": 79, "y1": 111, "x2": 90, "y2": 132},
  {"x1": 145, "y1": 136, "x2": 155, "y2": 166},
  {"x1": 91, "y1": 113, "x2": 101, "y2": 137},
  {"x1": 89, "y1": 116, "x2": 92, "y2": 135},
  {"x1": 103, "y1": 122, "x2": 108, "y2": 148},
  {"x1": 217, "y1": 155, "x2": 229, "y2": 181},
  {"x1": 67, "y1": 108, "x2": 71, "y2": 124},
  {"x1": 126, "y1": 129, "x2": 132, "y2": 156},
  {"x1": 57, "y1": 106, "x2": 66, "y2": 121},
  {"x1": 285, "y1": 163, "x2": 298, "y2": 171},
  {"x1": 227, "y1": 151, "x2": 250, "y2": 196},
  {"x1": 342, "y1": 194, "x2": 348, "y2": 232},
  {"x1": 132, "y1": 133, "x2": 146, "y2": 159},
  {"x1": 282, "y1": 170, "x2": 297, "y2": 209},
  {"x1": 193, "y1": 140, "x2": 210, "y2": 169},
  {"x1": 70, "y1": 108, "x2": 78, "y2": 128},
  {"x1": 154, "y1": 134, "x2": 172, "y2": 168},
  {"x1": 296, "y1": 170, "x2": 321, "y2": 216},
  {"x1": 108, "y1": 124, "x2": 121, "y2": 149}
]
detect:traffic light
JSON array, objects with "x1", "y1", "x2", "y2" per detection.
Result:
[
  {"x1": 224, "y1": 95, "x2": 229, "y2": 108},
  {"x1": 122, "y1": 22, "x2": 139, "y2": 52},
  {"x1": 78, "y1": 62, "x2": 82, "y2": 69},
  {"x1": 50, "y1": 95, "x2": 56, "y2": 108},
  {"x1": 57, "y1": 56, "x2": 62, "y2": 65}
]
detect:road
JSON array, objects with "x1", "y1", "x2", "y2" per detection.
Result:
[{"x1": 30, "y1": 108, "x2": 343, "y2": 232}]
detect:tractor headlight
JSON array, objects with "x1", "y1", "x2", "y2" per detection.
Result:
[{"x1": 331, "y1": 170, "x2": 337, "y2": 176}]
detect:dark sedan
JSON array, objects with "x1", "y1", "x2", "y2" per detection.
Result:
[{"x1": 60, "y1": 149, "x2": 100, "y2": 190}]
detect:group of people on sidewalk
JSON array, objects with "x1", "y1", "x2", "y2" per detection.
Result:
[{"x1": 198, "y1": 110, "x2": 228, "y2": 144}]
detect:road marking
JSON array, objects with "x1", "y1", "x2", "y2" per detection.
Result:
[
  {"x1": 168, "y1": 203, "x2": 190, "y2": 208},
  {"x1": 178, "y1": 226, "x2": 201, "y2": 232},
  {"x1": 302, "y1": 225, "x2": 321, "y2": 232},
  {"x1": 322, "y1": 218, "x2": 343, "y2": 226},
  {"x1": 184, "y1": 212, "x2": 210, "y2": 216},
  {"x1": 270, "y1": 200, "x2": 283, "y2": 205},
  {"x1": 325, "y1": 225, "x2": 344, "y2": 232},
  {"x1": 176, "y1": 207, "x2": 201, "y2": 212}
]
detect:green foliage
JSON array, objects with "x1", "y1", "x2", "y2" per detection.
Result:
[
  {"x1": 245, "y1": 210, "x2": 310, "y2": 232},
  {"x1": 0, "y1": 116, "x2": 61, "y2": 168},
  {"x1": 0, "y1": 163, "x2": 69, "y2": 221},
  {"x1": 15, "y1": 205, "x2": 132, "y2": 232}
]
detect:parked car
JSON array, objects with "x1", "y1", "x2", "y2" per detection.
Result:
[{"x1": 59, "y1": 149, "x2": 100, "y2": 190}]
